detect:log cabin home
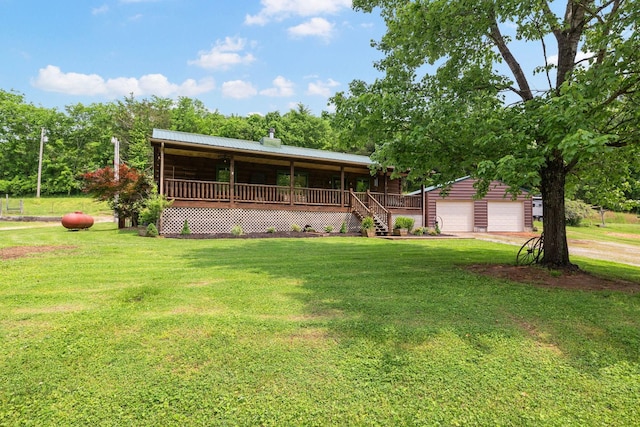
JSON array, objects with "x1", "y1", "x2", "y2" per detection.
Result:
[{"x1": 150, "y1": 129, "x2": 423, "y2": 235}]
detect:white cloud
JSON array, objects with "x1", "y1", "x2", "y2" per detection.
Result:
[
  {"x1": 177, "y1": 78, "x2": 217, "y2": 97},
  {"x1": 92, "y1": 5, "x2": 109, "y2": 15},
  {"x1": 222, "y1": 80, "x2": 258, "y2": 99},
  {"x1": 32, "y1": 65, "x2": 215, "y2": 98},
  {"x1": 547, "y1": 50, "x2": 594, "y2": 67},
  {"x1": 260, "y1": 76, "x2": 295, "y2": 97},
  {"x1": 245, "y1": 0, "x2": 351, "y2": 25},
  {"x1": 189, "y1": 37, "x2": 256, "y2": 70},
  {"x1": 33, "y1": 66, "x2": 107, "y2": 96},
  {"x1": 288, "y1": 17, "x2": 335, "y2": 40},
  {"x1": 306, "y1": 78, "x2": 340, "y2": 97}
]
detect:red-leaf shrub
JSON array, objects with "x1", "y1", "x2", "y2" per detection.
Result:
[{"x1": 83, "y1": 164, "x2": 152, "y2": 227}]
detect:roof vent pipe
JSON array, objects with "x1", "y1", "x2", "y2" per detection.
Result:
[{"x1": 269, "y1": 128, "x2": 275, "y2": 139}]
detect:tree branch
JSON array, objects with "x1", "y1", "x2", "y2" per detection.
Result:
[
  {"x1": 541, "y1": 0, "x2": 563, "y2": 40},
  {"x1": 555, "y1": 1, "x2": 588, "y2": 88},
  {"x1": 597, "y1": 80, "x2": 640, "y2": 110},
  {"x1": 536, "y1": 19, "x2": 554, "y2": 91},
  {"x1": 487, "y1": 15, "x2": 533, "y2": 101},
  {"x1": 597, "y1": 0, "x2": 622, "y2": 64}
]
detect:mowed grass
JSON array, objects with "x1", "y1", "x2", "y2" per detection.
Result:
[
  {"x1": 567, "y1": 222, "x2": 640, "y2": 247},
  {"x1": 1, "y1": 195, "x2": 111, "y2": 217},
  {"x1": 1, "y1": 224, "x2": 639, "y2": 425}
]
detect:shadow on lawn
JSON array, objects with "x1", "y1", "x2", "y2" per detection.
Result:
[
  {"x1": 186, "y1": 238, "x2": 526, "y2": 340},
  {"x1": 186, "y1": 238, "x2": 640, "y2": 369}
]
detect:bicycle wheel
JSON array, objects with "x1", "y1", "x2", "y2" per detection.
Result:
[{"x1": 516, "y1": 236, "x2": 543, "y2": 265}]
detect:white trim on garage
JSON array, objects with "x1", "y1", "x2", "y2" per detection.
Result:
[
  {"x1": 436, "y1": 201, "x2": 474, "y2": 232},
  {"x1": 487, "y1": 201, "x2": 524, "y2": 232}
]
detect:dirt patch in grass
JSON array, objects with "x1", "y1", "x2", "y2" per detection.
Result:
[
  {"x1": 606, "y1": 232, "x2": 640, "y2": 240},
  {"x1": 0, "y1": 245, "x2": 77, "y2": 260},
  {"x1": 467, "y1": 264, "x2": 640, "y2": 293}
]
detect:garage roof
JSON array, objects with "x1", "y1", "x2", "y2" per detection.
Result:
[{"x1": 407, "y1": 176, "x2": 471, "y2": 195}]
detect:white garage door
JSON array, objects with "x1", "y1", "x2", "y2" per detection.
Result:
[
  {"x1": 487, "y1": 202, "x2": 524, "y2": 232},
  {"x1": 436, "y1": 201, "x2": 474, "y2": 232}
]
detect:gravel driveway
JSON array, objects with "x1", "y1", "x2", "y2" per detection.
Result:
[{"x1": 461, "y1": 232, "x2": 640, "y2": 268}]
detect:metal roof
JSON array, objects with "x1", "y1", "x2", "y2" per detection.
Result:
[
  {"x1": 407, "y1": 176, "x2": 472, "y2": 195},
  {"x1": 151, "y1": 128, "x2": 373, "y2": 166}
]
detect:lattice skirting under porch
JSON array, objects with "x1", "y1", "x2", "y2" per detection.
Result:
[{"x1": 160, "y1": 207, "x2": 360, "y2": 234}]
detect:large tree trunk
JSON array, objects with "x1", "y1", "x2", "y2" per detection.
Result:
[{"x1": 540, "y1": 154, "x2": 575, "y2": 269}]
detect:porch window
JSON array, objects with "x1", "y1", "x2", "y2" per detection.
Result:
[
  {"x1": 356, "y1": 177, "x2": 370, "y2": 192},
  {"x1": 216, "y1": 165, "x2": 230, "y2": 182},
  {"x1": 331, "y1": 176, "x2": 346, "y2": 190},
  {"x1": 277, "y1": 171, "x2": 308, "y2": 188}
]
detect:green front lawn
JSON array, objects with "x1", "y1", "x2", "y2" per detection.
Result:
[
  {"x1": 1, "y1": 195, "x2": 110, "y2": 217},
  {"x1": 567, "y1": 222, "x2": 640, "y2": 247},
  {"x1": 1, "y1": 224, "x2": 639, "y2": 425}
]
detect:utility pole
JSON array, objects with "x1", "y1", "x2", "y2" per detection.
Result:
[
  {"x1": 36, "y1": 128, "x2": 47, "y2": 198},
  {"x1": 111, "y1": 137, "x2": 121, "y2": 226},
  {"x1": 112, "y1": 137, "x2": 120, "y2": 179}
]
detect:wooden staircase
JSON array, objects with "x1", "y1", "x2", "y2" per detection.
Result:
[{"x1": 350, "y1": 190, "x2": 390, "y2": 236}]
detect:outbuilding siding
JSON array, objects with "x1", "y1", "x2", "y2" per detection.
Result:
[
  {"x1": 474, "y1": 201, "x2": 488, "y2": 232},
  {"x1": 424, "y1": 177, "x2": 532, "y2": 232}
]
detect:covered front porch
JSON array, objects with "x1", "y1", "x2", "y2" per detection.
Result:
[
  {"x1": 163, "y1": 179, "x2": 422, "y2": 210},
  {"x1": 161, "y1": 179, "x2": 423, "y2": 234},
  {"x1": 151, "y1": 129, "x2": 425, "y2": 234}
]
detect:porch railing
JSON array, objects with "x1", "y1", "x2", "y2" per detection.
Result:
[
  {"x1": 165, "y1": 179, "x2": 229, "y2": 201},
  {"x1": 164, "y1": 178, "x2": 421, "y2": 210},
  {"x1": 367, "y1": 191, "x2": 392, "y2": 230},
  {"x1": 351, "y1": 192, "x2": 370, "y2": 219},
  {"x1": 235, "y1": 183, "x2": 289, "y2": 203},
  {"x1": 369, "y1": 192, "x2": 422, "y2": 209}
]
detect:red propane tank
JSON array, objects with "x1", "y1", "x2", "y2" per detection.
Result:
[{"x1": 61, "y1": 211, "x2": 94, "y2": 230}]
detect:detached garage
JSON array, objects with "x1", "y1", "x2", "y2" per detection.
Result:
[
  {"x1": 435, "y1": 201, "x2": 474, "y2": 232},
  {"x1": 487, "y1": 201, "x2": 525, "y2": 232},
  {"x1": 417, "y1": 177, "x2": 532, "y2": 233}
]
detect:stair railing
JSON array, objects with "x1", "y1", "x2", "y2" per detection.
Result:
[
  {"x1": 350, "y1": 189, "x2": 370, "y2": 219},
  {"x1": 350, "y1": 189, "x2": 392, "y2": 235},
  {"x1": 367, "y1": 190, "x2": 391, "y2": 232}
]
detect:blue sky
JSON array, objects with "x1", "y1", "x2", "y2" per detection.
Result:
[{"x1": 1, "y1": 0, "x2": 385, "y2": 116}]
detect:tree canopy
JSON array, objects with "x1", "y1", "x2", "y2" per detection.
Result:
[
  {"x1": 334, "y1": 0, "x2": 640, "y2": 267},
  {"x1": 0, "y1": 91, "x2": 346, "y2": 197}
]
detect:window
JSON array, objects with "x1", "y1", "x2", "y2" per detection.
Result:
[
  {"x1": 356, "y1": 177, "x2": 370, "y2": 192},
  {"x1": 331, "y1": 176, "x2": 345, "y2": 190},
  {"x1": 277, "y1": 171, "x2": 308, "y2": 188},
  {"x1": 216, "y1": 165, "x2": 230, "y2": 182}
]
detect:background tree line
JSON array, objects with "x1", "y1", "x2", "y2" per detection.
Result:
[
  {"x1": 1, "y1": 85, "x2": 638, "y2": 218},
  {"x1": 0, "y1": 89, "x2": 366, "y2": 197}
]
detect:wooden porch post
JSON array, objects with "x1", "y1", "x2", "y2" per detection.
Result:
[
  {"x1": 384, "y1": 171, "x2": 388, "y2": 208},
  {"x1": 159, "y1": 142, "x2": 165, "y2": 196},
  {"x1": 289, "y1": 161, "x2": 294, "y2": 206},
  {"x1": 421, "y1": 184, "x2": 426, "y2": 227},
  {"x1": 230, "y1": 156, "x2": 235, "y2": 206},
  {"x1": 340, "y1": 166, "x2": 345, "y2": 207}
]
